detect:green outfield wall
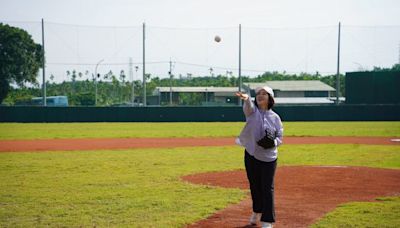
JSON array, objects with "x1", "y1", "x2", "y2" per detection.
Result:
[
  {"x1": 0, "y1": 104, "x2": 399, "y2": 122},
  {"x1": 346, "y1": 71, "x2": 400, "y2": 104}
]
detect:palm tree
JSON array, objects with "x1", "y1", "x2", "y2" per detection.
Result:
[{"x1": 120, "y1": 70, "x2": 126, "y2": 83}]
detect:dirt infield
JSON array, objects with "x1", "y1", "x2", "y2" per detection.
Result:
[
  {"x1": 0, "y1": 136, "x2": 398, "y2": 152},
  {"x1": 182, "y1": 166, "x2": 400, "y2": 228}
]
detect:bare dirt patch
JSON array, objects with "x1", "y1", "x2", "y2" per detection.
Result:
[
  {"x1": 182, "y1": 166, "x2": 400, "y2": 228},
  {"x1": 0, "y1": 136, "x2": 398, "y2": 152}
]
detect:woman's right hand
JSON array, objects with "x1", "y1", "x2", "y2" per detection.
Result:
[{"x1": 235, "y1": 92, "x2": 249, "y2": 100}]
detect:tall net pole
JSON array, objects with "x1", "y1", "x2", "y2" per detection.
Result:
[
  {"x1": 41, "y1": 18, "x2": 46, "y2": 106},
  {"x1": 336, "y1": 22, "x2": 341, "y2": 105},
  {"x1": 238, "y1": 24, "x2": 242, "y2": 106},
  {"x1": 143, "y1": 23, "x2": 146, "y2": 107}
]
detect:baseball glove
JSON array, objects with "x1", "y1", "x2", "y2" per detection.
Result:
[{"x1": 257, "y1": 129, "x2": 276, "y2": 149}]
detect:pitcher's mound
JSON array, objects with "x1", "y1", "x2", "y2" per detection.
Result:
[{"x1": 182, "y1": 166, "x2": 400, "y2": 228}]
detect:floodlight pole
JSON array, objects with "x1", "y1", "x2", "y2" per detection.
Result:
[
  {"x1": 41, "y1": 18, "x2": 46, "y2": 106},
  {"x1": 336, "y1": 22, "x2": 341, "y2": 105}
]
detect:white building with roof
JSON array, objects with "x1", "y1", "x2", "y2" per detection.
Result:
[
  {"x1": 154, "y1": 87, "x2": 239, "y2": 105},
  {"x1": 152, "y1": 81, "x2": 337, "y2": 105},
  {"x1": 244, "y1": 80, "x2": 337, "y2": 104}
]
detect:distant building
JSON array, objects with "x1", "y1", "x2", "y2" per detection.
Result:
[
  {"x1": 14, "y1": 96, "x2": 69, "y2": 106},
  {"x1": 152, "y1": 81, "x2": 337, "y2": 105},
  {"x1": 244, "y1": 80, "x2": 336, "y2": 104},
  {"x1": 153, "y1": 87, "x2": 238, "y2": 106},
  {"x1": 31, "y1": 96, "x2": 69, "y2": 106}
]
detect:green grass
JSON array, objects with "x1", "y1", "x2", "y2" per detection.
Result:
[
  {"x1": 0, "y1": 147, "x2": 245, "y2": 227},
  {"x1": 0, "y1": 121, "x2": 399, "y2": 140},
  {"x1": 0, "y1": 144, "x2": 399, "y2": 227},
  {"x1": 0, "y1": 122, "x2": 244, "y2": 140},
  {"x1": 1, "y1": 121, "x2": 399, "y2": 227},
  {"x1": 284, "y1": 121, "x2": 400, "y2": 137},
  {"x1": 311, "y1": 197, "x2": 400, "y2": 228},
  {"x1": 279, "y1": 144, "x2": 400, "y2": 169}
]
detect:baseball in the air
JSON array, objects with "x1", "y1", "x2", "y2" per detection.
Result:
[{"x1": 214, "y1": 35, "x2": 221, "y2": 42}]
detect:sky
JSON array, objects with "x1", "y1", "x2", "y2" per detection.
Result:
[{"x1": 1, "y1": 0, "x2": 400, "y2": 83}]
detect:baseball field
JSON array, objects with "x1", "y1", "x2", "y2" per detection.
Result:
[{"x1": 0, "y1": 121, "x2": 399, "y2": 227}]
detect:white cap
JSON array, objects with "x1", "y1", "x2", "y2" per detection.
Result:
[{"x1": 255, "y1": 86, "x2": 274, "y2": 98}]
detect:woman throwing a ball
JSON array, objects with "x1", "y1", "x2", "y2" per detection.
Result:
[{"x1": 235, "y1": 86, "x2": 283, "y2": 228}]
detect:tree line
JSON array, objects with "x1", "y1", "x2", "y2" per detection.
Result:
[
  {"x1": 4, "y1": 63, "x2": 400, "y2": 106},
  {"x1": 0, "y1": 71, "x2": 347, "y2": 106}
]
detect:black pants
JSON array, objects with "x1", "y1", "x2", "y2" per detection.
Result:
[{"x1": 244, "y1": 150, "x2": 277, "y2": 223}]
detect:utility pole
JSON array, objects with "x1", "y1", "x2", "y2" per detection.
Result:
[
  {"x1": 94, "y1": 59, "x2": 104, "y2": 106},
  {"x1": 169, "y1": 58, "x2": 173, "y2": 105},
  {"x1": 41, "y1": 18, "x2": 46, "y2": 106},
  {"x1": 129, "y1": 57, "x2": 134, "y2": 106},
  {"x1": 135, "y1": 66, "x2": 139, "y2": 105}
]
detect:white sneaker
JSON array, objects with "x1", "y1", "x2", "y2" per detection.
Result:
[
  {"x1": 249, "y1": 212, "x2": 261, "y2": 225},
  {"x1": 261, "y1": 222, "x2": 273, "y2": 228}
]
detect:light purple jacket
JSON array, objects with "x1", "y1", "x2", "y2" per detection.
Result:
[{"x1": 236, "y1": 97, "x2": 283, "y2": 162}]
